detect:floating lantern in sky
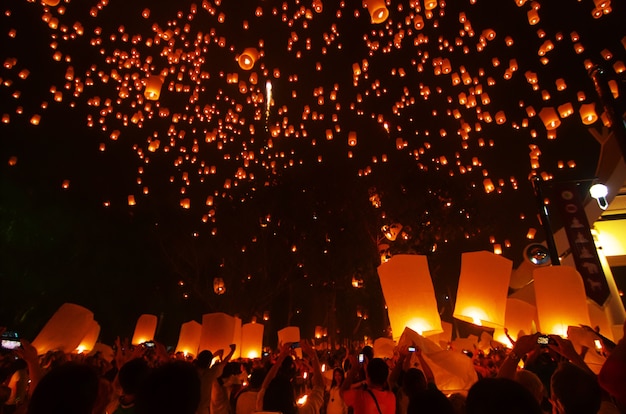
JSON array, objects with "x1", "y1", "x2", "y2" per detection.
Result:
[
  {"x1": 534, "y1": 266, "x2": 591, "y2": 336},
  {"x1": 366, "y1": 0, "x2": 389, "y2": 24},
  {"x1": 144, "y1": 75, "x2": 164, "y2": 100},
  {"x1": 238, "y1": 48, "x2": 259, "y2": 70},
  {"x1": 579, "y1": 102, "x2": 599, "y2": 124},
  {"x1": 538, "y1": 107, "x2": 561, "y2": 130},
  {"x1": 453, "y1": 251, "x2": 512, "y2": 328},
  {"x1": 213, "y1": 277, "x2": 226, "y2": 295},
  {"x1": 378, "y1": 255, "x2": 443, "y2": 339}
]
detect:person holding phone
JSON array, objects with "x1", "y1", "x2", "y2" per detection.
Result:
[{"x1": 341, "y1": 356, "x2": 396, "y2": 414}]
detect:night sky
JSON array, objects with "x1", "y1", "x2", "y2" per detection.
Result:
[{"x1": 1, "y1": 0, "x2": 624, "y2": 346}]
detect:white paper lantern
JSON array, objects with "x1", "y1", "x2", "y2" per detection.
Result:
[
  {"x1": 453, "y1": 251, "x2": 512, "y2": 328},
  {"x1": 534, "y1": 266, "x2": 591, "y2": 336},
  {"x1": 241, "y1": 322, "x2": 264, "y2": 359},
  {"x1": 377, "y1": 255, "x2": 443, "y2": 339},
  {"x1": 175, "y1": 320, "x2": 202, "y2": 357},
  {"x1": 31, "y1": 303, "x2": 95, "y2": 355},
  {"x1": 131, "y1": 314, "x2": 158, "y2": 346}
]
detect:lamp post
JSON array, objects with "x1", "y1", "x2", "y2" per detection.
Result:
[{"x1": 529, "y1": 174, "x2": 561, "y2": 266}]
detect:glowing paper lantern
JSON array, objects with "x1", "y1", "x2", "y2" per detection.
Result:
[
  {"x1": 131, "y1": 314, "x2": 158, "y2": 345},
  {"x1": 493, "y1": 298, "x2": 537, "y2": 346},
  {"x1": 579, "y1": 103, "x2": 598, "y2": 125},
  {"x1": 238, "y1": 48, "x2": 259, "y2": 70},
  {"x1": 453, "y1": 251, "x2": 512, "y2": 328},
  {"x1": 534, "y1": 266, "x2": 591, "y2": 336},
  {"x1": 76, "y1": 320, "x2": 100, "y2": 354},
  {"x1": 366, "y1": 0, "x2": 389, "y2": 24},
  {"x1": 277, "y1": 326, "x2": 300, "y2": 346},
  {"x1": 175, "y1": 320, "x2": 202, "y2": 357},
  {"x1": 241, "y1": 322, "x2": 264, "y2": 359},
  {"x1": 144, "y1": 75, "x2": 163, "y2": 100},
  {"x1": 377, "y1": 254, "x2": 443, "y2": 339},
  {"x1": 31, "y1": 303, "x2": 95, "y2": 355},
  {"x1": 43, "y1": 0, "x2": 61, "y2": 6},
  {"x1": 538, "y1": 107, "x2": 561, "y2": 130},
  {"x1": 198, "y1": 313, "x2": 242, "y2": 357}
]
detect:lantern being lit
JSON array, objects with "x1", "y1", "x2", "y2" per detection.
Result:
[
  {"x1": 534, "y1": 266, "x2": 591, "y2": 337},
  {"x1": 366, "y1": 0, "x2": 389, "y2": 24},
  {"x1": 31, "y1": 303, "x2": 95, "y2": 355},
  {"x1": 241, "y1": 322, "x2": 264, "y2": 359},
  {"x1": 199, "y1": 313, "x2": 242, "y2": 359},
  {"x1": 175, "y1": 320, "x2": 202, "y2": 357},
  {"x1": 377, "y1": 255, "x2": 443, "y2": 339},
  {"x1": 131, "y1": 314, "x2": 158, "y2": 346},
  {"x1": 453, "y1": 251, "x2": 512, "y2": 328},
  {"x1": 238, "y1": 48, "x2": 259, "y2": 70}
]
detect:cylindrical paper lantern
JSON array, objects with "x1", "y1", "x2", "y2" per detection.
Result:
[
  {"x1": 493, "y1": 298, "x2": 537, "y2": 346},
  {"x1": 579, "y1": 103, "x2": 598, "y2": 125},
  {"x1": 538, "y1": 107, "x2": 561, "y2": 130},
  {"x1": 76, "y1": 321, "x2": 100, "y2": 354},
  {"x1": 131, "y1": 314, "x2": 158, "y2": 345},
  {"x1": 453, "y1": 251, "x2": 512, "y2": 328},
  {"x1": 238, "y1": 48, "x2": 259, "y2": 70},
  {"x1": 241, "y1": 322, "x2": 264, "y2": 359},
  {"x1": 377, "y1": 255, "x2": 443, "y2": 339},
  {"x1": 175, "y1": 320, "x2": 202, "y2": 357},
  {"x1": 366, "y1": 0, "x2": 389, "y2": 24},
  {"x1": 144, "y1": 75, "x2": 163, "y2": 100},
  {"x1": 534, "y1": 266, "x2": 591, "y2": 336},
  {"x1": 31, "y1": 303, "x2": 95, "y2": 355},
  {"x1": 198, "y1": 313, "x2": 242, "y2": 357},
  {"x1": 277, "y1": 326, "x2": 300, "y2": 346}
]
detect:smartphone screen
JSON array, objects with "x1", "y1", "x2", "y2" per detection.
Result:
[{"x1": 358, "y1": 353, "x2": 364, "y2": 363}]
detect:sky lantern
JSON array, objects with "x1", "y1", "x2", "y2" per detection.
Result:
[
  {"x1": 366, "y1": 0, "x2": 389, "y2": 24},
  {"x1": 240, "y1": 322, "x2": 264, "y2": 359},
  {"x1": 43, "y1": 0, "x2": 61, "y2": 6},
  {"x1": 144, "y1": 75, "x2": 164, "y2": 100},
  {"x1": 527, "y1": 9, "x2": 540, "y2": 25},
  {"x1": 424, "y1": 0, "x2": 438, "y2": 11},
  {"x1": 76, "y1": 320, "x2": 100, "y2": 354},
  {"x1": 377, "y1": 254, "x2": 443, "y2": 340},
  {"x1": 31, "y1": 303, "x2": 95, "y2": 355},
  {"x1": 534, "y1": 266, "x2": 591, "y2": 337},
  {"x1": 579, "y1": 102, "x2": 598, "y2": 124},
  {"x1": 277, "y1": 326, "x2": 301, "y2": 346},
  {"x1": 238, "y1": 48, "x2": 259, "y2": 70},
  {"x1": 453, "y1": 251, "x2": 512, "y2": 328},
  {"x1": 348, "y1": 131, "x2": 357, "y2": 146},
  {"x1": 175, "y1": 320, "x2": 202, "y2": 357},
  {"x1": 492, "y1": 298, "x2": 537, "y2": 346},
  {"x1": 538, "y1": 107, "x2": 561, "y2": 130},
  {"x1": 199, "y1": 313, "x2": 242, "y2": 358},
  {"x1": 131, "y1": 314, "x2": 158, "y2": 345},
  {"x1": 213, "y1": 277, "x2": 226, "y2": 294}
]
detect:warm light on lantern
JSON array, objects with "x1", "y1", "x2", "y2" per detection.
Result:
[
  {"x1": 238, "y1": 48, "x2": 259, "y2": 70},
  {"x1": 377, "y1": 255, "x2": 443, "y2": 339},
  {"x1": 131, "y1": 314, "x2": 158, "y2": 346},
  {"x1": 579, "y1": 102, "x2": 598, "y2": 125},
  {"x1": 366, "y1": 0, "x2": 389, "y2": 23},
  {"x1": 453, "y1": 251, "x2": 512, "y2": 328},
  {"x1": 534, "y1": 266, "x2": 591, "y2": 336}
]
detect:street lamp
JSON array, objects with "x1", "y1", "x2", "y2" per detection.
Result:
[{"x1": 589, "y1": 182, "x2": 609, "y2": 210}]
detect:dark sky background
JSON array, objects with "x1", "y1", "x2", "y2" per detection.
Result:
[{"x1": 1, "y1": 0, "x2": 624, "y2": 346}]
